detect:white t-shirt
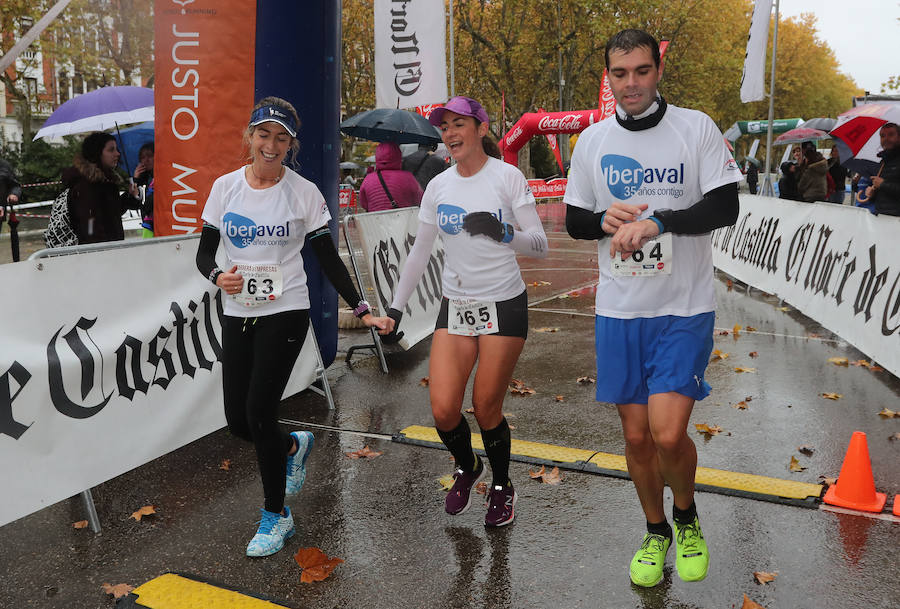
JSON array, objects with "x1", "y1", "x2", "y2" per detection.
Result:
[
  {"x1": 564, "y1": 104, "x2": 742, "y2": 319},
  {"x1": 201, "y1": 166, "x2": 331, "y2": 318},
  {"x1": 419, "y1": 156, "x2": 535, "y2": 301}
]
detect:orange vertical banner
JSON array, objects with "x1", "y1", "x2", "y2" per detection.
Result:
[{"x1": 153, "y1": 1, "x2": 257, "y2": 236}]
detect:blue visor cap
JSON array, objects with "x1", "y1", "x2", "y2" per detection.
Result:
[{"x1": 249, "y1": 105, "x2": 297, "y2": 137}]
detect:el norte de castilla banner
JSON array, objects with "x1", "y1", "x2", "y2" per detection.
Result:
[{"x1": 712, "y1": 195, "x2": 900, "y2": 378}]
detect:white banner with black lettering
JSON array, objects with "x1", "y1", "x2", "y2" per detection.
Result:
[
  {"x1": 0, "y1": 239, "x2": 318, "y2": 527},
  {"x1": 712, "y1": 196, "x2": 900, "y2": 378},
  {"x1": 374, "y1": 0, "x2": 448, "y2": 109},
  {"x1": 740, "y1": 0, "x2": 772, "y2": 103},
  {"x1": 347, "y1": 208, "x2": 443, "y2": 350}
]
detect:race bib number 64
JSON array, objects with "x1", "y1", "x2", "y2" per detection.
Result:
[{"x1": 611, "y1": 233, "x2": 673, "y2": 277}]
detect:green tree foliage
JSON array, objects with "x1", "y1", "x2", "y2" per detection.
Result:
[
  {"x1": 1, "y1": 1, "x2": 153, "y2": 139},
  {"x1": 1, "y1": 137, "x2": 81, "y2": 203}
]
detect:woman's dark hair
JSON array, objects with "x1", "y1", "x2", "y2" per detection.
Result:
[
  {"x1": 81, "y1": 131, "x2": 115, "y2": 165},
  {"x1": 473, "y1": 118, "x2": 501, "y2": 159},
  {"x1": 605, "y1": 29, "x2": 661, "y2": 68},
  {"x1": 138, "y1": 142, "x2": 155, "y2": 156}
]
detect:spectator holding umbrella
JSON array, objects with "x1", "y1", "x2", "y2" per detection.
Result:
[
  {"x1": 796, "y1": 141, "x2": 828, "y2": 202},
  {"x1": 62, "y1": 132, "x2": 141, "y2": 244},
  {"x1": 0, "y1": 155, "x2": 23, "y2": 261},
  {"x1": 745, "y1": 158, "x2": 759, "y2": 195},
  {"x1": 863, "y1": 122, "x2": 900, "y2": 216},
  {"x1": 827, "y1": 145, "x2": 847, "y2": 204}
]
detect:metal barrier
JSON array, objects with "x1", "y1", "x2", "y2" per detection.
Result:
[
  {"x1": 28, "y1": 235, "x2": 336, "y2": 533},
  {"x1": 341, "y1": 213, "x2": 388, "y2": 373}
]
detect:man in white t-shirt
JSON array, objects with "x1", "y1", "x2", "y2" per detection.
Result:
[{"x1": 563, "y1": 29, "x2": 741, "y2": 588}]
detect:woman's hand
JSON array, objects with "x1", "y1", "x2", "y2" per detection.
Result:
[
  {"x1": 361, "y1": 313, "x2": 395, "y2": 335},
  {"x1": 216, "y1": 265, "x2": 244, "y2": 295}
]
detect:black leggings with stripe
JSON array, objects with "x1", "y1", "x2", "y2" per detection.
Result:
[{"x1": 221, "y1": 309, "x2": 309, "y2": 513}]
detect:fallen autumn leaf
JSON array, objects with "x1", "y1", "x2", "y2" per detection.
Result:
[
  {"x1": 419, "y1": 377, "x2": 430, "y2": 387},
  {"x1": 710, "y1": 349, "x2": 730, "y2": 361},
  {"x1": 130, "y1": 505, "x2": 156, "y2": 521},
  {"x1": 576, "y1": 376, "x2": 595, "y2": 384},
  {"x1": 734, "y1": 401, "x2": 748, "y2": 410},
  {"x1": 753, "y1": 571, "x2": 778, "y2": 584},
  {"x1": 749, "y1": 351, "x2": 759, "y2": 358},
  {"x1": 797, "y1": 445, "x2": 814, "y2": 457},
  {"x1": 827, "y1": 357, "x2": 849, "y2": 366},
  {"x1": 734, "y1": 367, "x2": 756, "y2": 373},
  {"x1": 789, "y1": 456, "x2": 807, "y2": 472},
  {"x1": 438, "y1": 474, "x2": 455, "y2": 491},
  {"x1": 878, "y1": 407, "x2": 898, "y2": 419},
  {"x1": 742, "y1": 593, "x2": 767, "y2": 609},
  {"x1": 555, "y1": 395, "x2": 565, "y2": 402},
  {"x1": 293, "y1": 547, "x2": 344, "y2": 583},
  {"x1": 344, "y1": 446, "x2": 383, "y2": 459},
  {"x1": 529, "y1": 465, "x2": 563, "y2": 485},
  {"x1": 101, "y1": 583, "x2": 134, "y2": 599},
  {"x1": 821, "y1": 392, "x2": 843, "y2": 400},
  {"x1": 534, "y1": 327, "x2": 560, "y2": 333},
  {"x1": 219, "y1": 459, "x2": 231, "y2": 471},
  {"x1": 73, "y1": 520, "x2": 88, "y2": 529},
  {"x1": 695, "y1": 423, "x2": 723, "y2": 437}
]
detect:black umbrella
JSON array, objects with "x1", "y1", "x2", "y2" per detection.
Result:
[
  {"x1": 7, "y1": 206, "x2": 19, "y2": 262},
  {"x1": 340, "y1": 108, "x2": 441, "y2": 145}
]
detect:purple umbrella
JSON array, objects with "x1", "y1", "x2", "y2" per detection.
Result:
[{"x1": 33, "y1": 86, "x2": 154, "y2": 140}]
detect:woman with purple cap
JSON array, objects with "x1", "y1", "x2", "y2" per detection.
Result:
[
  {"x1": 195, "y1": 96, "x2": 393, "y2": 557},
  {"x1": 384, "y1": 95, "x2": 548, "y2": 527}
]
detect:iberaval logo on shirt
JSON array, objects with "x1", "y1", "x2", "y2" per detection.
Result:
[
  {"x1": 601, "y1": 154, "x2": 685, "y2": 200},
  {"x1": 437, "y1": 204, "x2": 503, "y2": 236},
  {"x1": 222, "y1": 212, "x2": 290, "y2": 248}
]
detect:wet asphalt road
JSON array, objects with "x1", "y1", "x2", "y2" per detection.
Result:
[{"x1": 1, "y1": 203, "x2": 898, "y2": 609}]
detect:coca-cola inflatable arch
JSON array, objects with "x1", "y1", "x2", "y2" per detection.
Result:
[{"x1": 499, "y1": 71, "x2": 616, "y2": 166}]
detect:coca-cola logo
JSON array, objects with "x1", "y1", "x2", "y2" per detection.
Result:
[
  {"x1": 538, "y1": 113, "x2": 583, "y2": 132},
  {"x1": 506, "y1": 125, "x2": 524, "y2": 145}
]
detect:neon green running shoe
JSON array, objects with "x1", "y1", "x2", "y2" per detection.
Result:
[
  {"x1": 629, "y1": 533, "x2": 671, "y2": 587},
  {"x1": 673, "y1": 516, "x2": 709, "y2": 582}
]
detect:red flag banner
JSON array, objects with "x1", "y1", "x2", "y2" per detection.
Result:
[{"x1": 153, "y1": 1, "x2": 257, "y2": 236}]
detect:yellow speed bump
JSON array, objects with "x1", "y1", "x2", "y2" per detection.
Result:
[
  {"x1": 126, "y1": 573, "x2": 292, "y2": 608},
  {"x1": 396, "y1": 425, "x2": 824, "y2": 507}
]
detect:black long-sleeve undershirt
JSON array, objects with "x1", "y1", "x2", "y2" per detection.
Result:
[
  {"x1": 195, "y1": 224, "x2": 364, "y2": 309},
  {"x1": 565, "y1": 182, "x2": 739, "y2": 240}
]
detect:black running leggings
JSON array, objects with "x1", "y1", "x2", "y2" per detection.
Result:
[{"x1": 221, "y1": 309, "x2": 309, "y2": 514}]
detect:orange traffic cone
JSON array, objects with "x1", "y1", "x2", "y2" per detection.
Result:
[
  {"x1": 823, "y1": 431, "x2": 886, "y2": 512},
  {"x1": 893, "y1": 496, "x2": 899, "y2": 517}
]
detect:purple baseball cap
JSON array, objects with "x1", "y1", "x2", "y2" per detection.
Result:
[{"x1": 428, "y1": 96, "x2": 490, "y2": 126}]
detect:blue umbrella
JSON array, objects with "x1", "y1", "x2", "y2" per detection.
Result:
[
  {"x1": 113, "y1": 121, "x2": 154, "y2": 175},
  {"x1": 33, "y1": 86, "x2": 154, "y2": 140}
]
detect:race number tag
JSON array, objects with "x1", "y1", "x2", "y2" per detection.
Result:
[
  {"x1": 611, "y1": 233, "x2": 673, "y2": 277},
  {"x1": 448, "y1": 298, "x2": 499, "y2": 336},
  {"x1": 232, "y1": 263, "x2": 283, "y2": 307}
]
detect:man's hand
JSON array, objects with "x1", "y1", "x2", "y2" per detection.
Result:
[
  {"x1": 609, "y1": 218, "x2": 660, "y2": 261},
  {"x1": 601, "y1": 201, "x2": 648, "y2": 235},
  {"x1": 871, "y1": 176, "x2": 884, "y2": 189}
]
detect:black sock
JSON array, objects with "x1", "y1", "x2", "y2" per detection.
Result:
[
  {"x1": 647, "y1": 519, "x2": 673, "y2": 541},
  {"x1": 481, "y1": 418, "x2": 511, "y2": 488},
  {"x1": 673, "y1": 501, "x2": 697, "y2": 525},
  {"x1": 436, "y1": 416, "x2": 476, "y2": 472}
]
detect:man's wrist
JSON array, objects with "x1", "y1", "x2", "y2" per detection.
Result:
[
  {"x1": 651, "y1": 208, "x2": 673, "y2": 233},
  {"x1": 353, "y1": 300, "x2": 371, "y2": 318}
]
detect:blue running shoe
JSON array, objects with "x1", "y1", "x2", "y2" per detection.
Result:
[
  {"x1": 286, "y1": 431, "x2": 314, "y2": 495},
  {"x1": 246, "y1": 507, "x2": 295, "y2": 557}
]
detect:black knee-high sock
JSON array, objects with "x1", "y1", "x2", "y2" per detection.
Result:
[
  {"x1": 481, "y1": 418, "x2": 511, "y2": 488},
  {"x1": 436, "y1": 416, "x2": 476, "y2": 472}
]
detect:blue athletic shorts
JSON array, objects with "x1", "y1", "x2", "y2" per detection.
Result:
[{"x1": 594, "y1": 312, "x2": 715, "y2": 405}]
